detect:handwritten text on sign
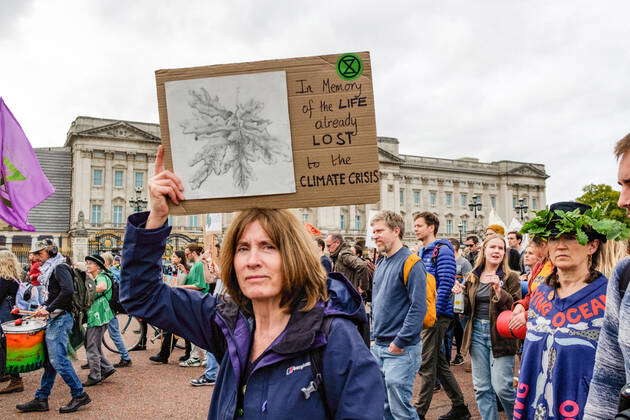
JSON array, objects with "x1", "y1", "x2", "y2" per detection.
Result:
[{"x1": 156, "y1": 52, "x2": 380, "y2": 214}]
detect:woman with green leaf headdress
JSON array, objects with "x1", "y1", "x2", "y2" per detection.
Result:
[{"x1": 513, "y1": 202, "x2": 629, "y2": 420}]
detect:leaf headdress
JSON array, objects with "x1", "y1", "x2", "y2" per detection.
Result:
[{"x1": 520, "y1": 203, "x2": 630, "y2": 245}]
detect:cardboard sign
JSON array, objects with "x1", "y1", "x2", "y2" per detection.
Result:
[{"x1": 155, "y1": 52, "x2": 380, "y2": 214}]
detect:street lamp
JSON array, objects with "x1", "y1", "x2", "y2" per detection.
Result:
[
  {"x1": 129, "y1": 187, "x2": 148, "y2": 213},
  {"x1": 457, "y1": 223, "x2": 464, "y2": 243},
  {"x1": 468, "y1": 195, "x2": 482, "y2": 218},
  {"x1": 515, "y1": 198, "x2": 529, "y2": 221}
]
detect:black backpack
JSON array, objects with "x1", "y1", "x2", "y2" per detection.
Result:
[{"x1": 108, "y1": 277, "x2": 126, "y2": 315}]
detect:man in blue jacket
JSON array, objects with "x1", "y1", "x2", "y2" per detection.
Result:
[
  {"x1": 412, "y1": 212, "x2": 471, "y2": 420},
  {"x1": 371, "y1": 210, "x2": 427, "y2": 420}
]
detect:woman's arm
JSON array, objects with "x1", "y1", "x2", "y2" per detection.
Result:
[
  {"x1": 120, "y1": 212, "x2": 222, "y2": 352},
  {"x1": 120, "y1": 146, "x2": 221, "y2": 352},
  {"x1": 493, "y1": 272, "x2": 521, "y2": 311}
]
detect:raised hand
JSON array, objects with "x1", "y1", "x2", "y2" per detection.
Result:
[{"x1": 146, "y1": 146, "x2": 185, "y2": 229}]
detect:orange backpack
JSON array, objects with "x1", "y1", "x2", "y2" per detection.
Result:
[{"x1": 403, "y1": 254, "x2": 437, "y2": 329}]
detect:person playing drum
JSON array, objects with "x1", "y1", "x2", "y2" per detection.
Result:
[{"x1": 16, "y1": 241, "x2": 91, "y2": 414}]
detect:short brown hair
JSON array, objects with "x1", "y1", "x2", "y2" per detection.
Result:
[
  {"x1": 221, "y1": 208, "x2": 328, "y2": 313},
  {"x1": 371, "y1": 211, "x2": 404, "y2": 239},
  {"x1": 186, "y1": 243, "x2": 204, "y2": 256},
  {"x1": 414, "y1": 211, "x2": 440, "y2": 235},
  {"x1": 615, "y1": 133, "x2": 630, "y2": 159}
]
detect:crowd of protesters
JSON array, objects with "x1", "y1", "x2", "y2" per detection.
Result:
[{"x1": 3, "y1": 136, "x2": 630, "y2": 419}]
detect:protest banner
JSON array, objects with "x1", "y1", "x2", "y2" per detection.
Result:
[{"x1": 155, "y1": 52, "x2": 379, "y2": 214}]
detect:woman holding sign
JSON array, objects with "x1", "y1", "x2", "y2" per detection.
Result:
[{"x1": 120, "y1": 146, "x2": 384, "y2": 420}]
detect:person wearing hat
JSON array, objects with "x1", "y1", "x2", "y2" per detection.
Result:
[
  {"x1": 513, "y1": 201, "x2": 629, "y2": 420},
  {"x1": 83, "y1": 254, "x2": 116, "y2": 387}
]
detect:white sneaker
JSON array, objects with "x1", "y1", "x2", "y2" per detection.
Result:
[{"x1": 179, "y1": 358, "x2": 201, "y2": 367}]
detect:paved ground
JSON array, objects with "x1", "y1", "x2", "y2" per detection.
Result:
[{"x1": 1, "y1": 325, "x2": 505, "y2": 419}]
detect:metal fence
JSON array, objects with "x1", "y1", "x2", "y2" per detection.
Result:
[{"x1": 10, "y1": 245, "x2": 73, "y2": 267}]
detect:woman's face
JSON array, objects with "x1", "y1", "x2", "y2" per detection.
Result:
[
  {"x1": 86, "y1": 260, "x2": 100, "y2": 277},
  {"x1": 548, "y1": 235, "x2": 598, "y2": 271},
  {"x1": 234, "y1": 221, "x2": 284, "y2": 304},
  {"x1": 523, "y1": 246, "x2": 539, "y2": 267},
  {"x1": 171, "y1": 253, "x2": 181, "y2": 264},
  {"x1": 484, "y1": 237, "x2": 505, "y2": 266}
]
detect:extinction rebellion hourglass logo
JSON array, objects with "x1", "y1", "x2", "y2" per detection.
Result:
[{"x1": 336, "y1": 54, "x2": 363, "y2": 81}]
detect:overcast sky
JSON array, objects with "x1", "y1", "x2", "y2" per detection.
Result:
[{"x1": 2, "y1": 0, "x2": 629, "y2": 204}]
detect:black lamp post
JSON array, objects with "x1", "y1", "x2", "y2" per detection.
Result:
[
  {"x1": 468, "y1": 195, "x2": 482, "y2": 218},
  {"x1": 515, "y1": 197, "x2": 529, "y2": 221},
  {"x1": 129, "y1": 187, "x2": 148, "y2": 213},
  {"x1": 457, "y1": 223, "x2": 464, "y2": 243}
]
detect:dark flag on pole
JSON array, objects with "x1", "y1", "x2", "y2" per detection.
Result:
[{"x1": 0, "y1": 98, "x2": 54, "y2": 231}]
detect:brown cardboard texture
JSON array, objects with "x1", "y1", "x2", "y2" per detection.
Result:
[{"x1": 155, "y1": 51, "x2": 379, "y2": 214}]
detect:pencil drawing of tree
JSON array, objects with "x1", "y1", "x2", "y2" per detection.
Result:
[{"x1": 180, "y1": 87, "x2": 292, "y2": 192}]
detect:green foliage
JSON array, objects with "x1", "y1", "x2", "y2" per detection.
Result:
[
  {"x1": 521, "y1": 204, "x2": 630, "y2": 245},
  {"x1": 576, "y1": 184, "x2": 630, "y2": 227}
]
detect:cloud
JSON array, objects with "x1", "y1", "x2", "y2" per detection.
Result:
[{"x1": 1, "y1": 0, "x2": 630, "y2": 204}]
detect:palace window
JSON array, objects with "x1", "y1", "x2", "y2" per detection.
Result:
[
  {"x1": 413, "y1": 191, "x2": 421, "y2": 206},
  {"x1": 340, "y1": 214, "x2": 346, "y2": 230},
  {"x1": 134, "y1": 172, "x2": 144, "y2": 189},
  {"x1": 446, "y1": 219, "x2": 453, "y2": 234},
  {"x1": 491, "y1": 196, "x2": 497, "y2": 209},
  {"x1": 462, "y1": 220, "x2": 468, "y2": 234},
  {"x1": 532, "y1": 198, "x2": 538, "y2": 209},
  {"x1": 400, "y1": 190, "x2": 405, "y2": 206},
  {"x1": 114, "y1": 170, "x2": 124, "y2": 187},
  {"x1": 188, "y1": 215, "x2": 199, "y2": 228},
  {"x1": 430, "y1": 191, "x2": 437, "y2": 206},
  {"x1": 92, "y1": 169, "x2": 103, "y2": 186},
  {"x1": 355, "y1": 215, "x2": 361, "y2": 230},
  {"x1": 91, "y1": 205, "x2": 102, "y2": 224},
  {"x1": 112, "y1": 205, "x2": 123, "y2": 224},
  {"x1": 445, "y1": 192, "x2": 453, "y2": 206},
  {"x1": 460, "y1": 193, "x2": 467, "y2": 207}
]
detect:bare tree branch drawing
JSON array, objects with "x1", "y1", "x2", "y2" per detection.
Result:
[{"x1": 181, "y1": 87, "x2": 292, "y2": 192}]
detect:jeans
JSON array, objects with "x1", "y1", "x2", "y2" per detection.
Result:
[
  {"x1": 414, "y1": 316, "x2": 466, "y2": 415},
  {"x1": 203, "y1": 351, "x2": 218, "y2": 381},
  {"x1": 35, "y1": 313, "x2": 84, "y2": 399},
  {"x1": 469, "y1": 319, "x2": 515, "y2": 420},
  {"x1": 108, "y1": 316, "x2": 130, "y2": 360},
  {"x1": 371, "y1": 342, "x2": 422, "y2": 420}
]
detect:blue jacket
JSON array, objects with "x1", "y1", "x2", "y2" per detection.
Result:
[
  {"x1": 120, "y1": 212, "x2": 385, "y2": 420},
  {"x1": 372, "y1": 246, "x2": 427, "y2": 348},
  {"x1": 419, "y1": 239, "x2": 456, "y2": 317}
]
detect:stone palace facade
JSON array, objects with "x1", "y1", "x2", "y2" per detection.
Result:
[{"x1": 0, "y1": 117, "x2": 548, "y2": 260}]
